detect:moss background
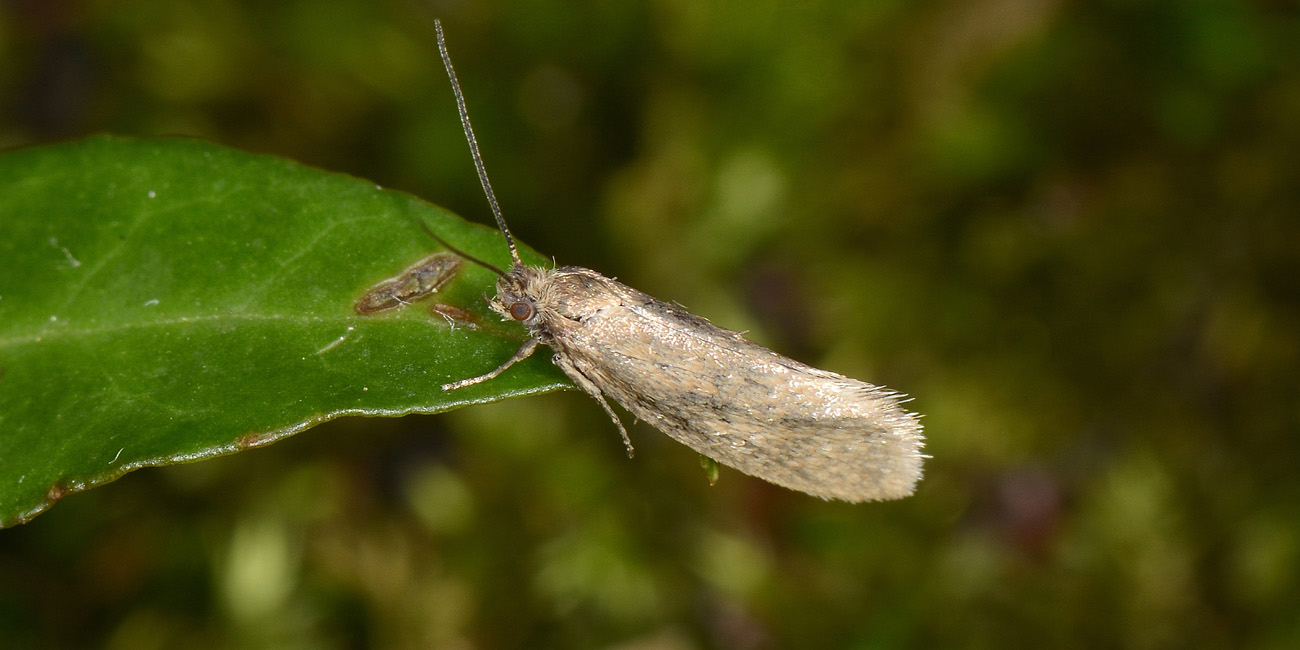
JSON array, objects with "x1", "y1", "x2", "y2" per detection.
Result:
[{"x1": 2, "y1": 1, "x2": 1298, "y2": 648}]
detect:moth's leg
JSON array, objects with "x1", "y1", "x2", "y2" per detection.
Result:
[
  {"x1": 553, "y1": 354, "x2": 636, "y2": 459},
  {"x1": 442, "y1": 337, "x2": 540, "y2": 391}
]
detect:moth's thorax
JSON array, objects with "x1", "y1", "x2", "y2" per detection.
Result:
[{"x1": 491, "y1": 265, "x2": 621, "y2": 339}]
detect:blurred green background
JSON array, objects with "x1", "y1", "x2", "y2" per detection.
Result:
[{"x1": 2, "y1": 1, "x2": 1298, "y2": 648}]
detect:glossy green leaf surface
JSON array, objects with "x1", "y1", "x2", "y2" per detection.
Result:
[{"x1": 0, "y1": 136, "x2": 569, "y2": 527}]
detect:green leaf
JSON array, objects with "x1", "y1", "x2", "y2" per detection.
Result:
[{"x1": 0, "y1": 135, "x2": 570, "y2": 527}]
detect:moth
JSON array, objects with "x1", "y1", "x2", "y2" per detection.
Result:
[{"x1": 431, "y1": 21, "x2": 924, "y2": 501}]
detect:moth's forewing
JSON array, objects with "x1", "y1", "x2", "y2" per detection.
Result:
[{"x1": 539, "y1": 269, "x2": 924, "y2": 502}]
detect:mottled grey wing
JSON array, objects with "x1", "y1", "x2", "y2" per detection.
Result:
[{"x1": 556, "y1": 278, "x2": 924, "y2": 502}]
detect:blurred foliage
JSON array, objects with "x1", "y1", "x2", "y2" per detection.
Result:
[{"x1": 1, "y1": 0, "x2": 1298, "y2": 649}]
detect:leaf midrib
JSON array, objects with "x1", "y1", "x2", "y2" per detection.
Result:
[{"x1": 0, "y1": 312, "x2": 396, "y2": 349}]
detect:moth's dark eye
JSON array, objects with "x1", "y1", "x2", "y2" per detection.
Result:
[{"x1": 509, "y1": 301, "x2": 534, "y2": 321}]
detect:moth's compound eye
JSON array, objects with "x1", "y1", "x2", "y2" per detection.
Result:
[{"x1": 509, "y1": 301, "x2": 534, "y2": 321}]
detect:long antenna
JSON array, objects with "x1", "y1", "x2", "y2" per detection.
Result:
[
  {"x1": 434, "y1": 19, "x2": 523, "y2": 269},
  {"x1": 419, "y1": 221, "x2": 506, "y2": 277}
]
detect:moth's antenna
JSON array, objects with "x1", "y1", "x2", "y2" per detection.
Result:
[
  {"x1": 434, "y1": 19, "x2": 523, "y2": 269},
  {"x1": 419, "y1": 221, "x2": 506, "y2": 277}
]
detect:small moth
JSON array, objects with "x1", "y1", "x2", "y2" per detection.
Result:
[
  {"x1": 355, "y1": 252, "x2": 463, "y2": 315},
  {"x1": 432, "y1": 21, "x2": 924, "y2": 502}
]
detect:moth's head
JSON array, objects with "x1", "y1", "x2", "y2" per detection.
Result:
[{"x1": 489, "y1": 265, "x2": 554, "y2": 330}]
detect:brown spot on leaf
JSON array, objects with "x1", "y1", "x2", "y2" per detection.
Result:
[
  {"x1": 356, "y1": 253, "x2": 463, "y2": 315},
  {"x1": 431, "y1": 303, "x2": 481, "y2": 327}
]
